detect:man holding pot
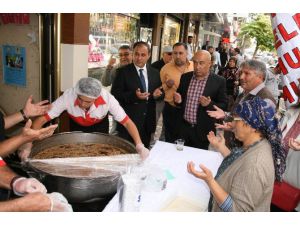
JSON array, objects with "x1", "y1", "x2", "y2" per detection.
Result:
[{"x1": 18, "y1": 77, "x2": 149, "y2": 160}]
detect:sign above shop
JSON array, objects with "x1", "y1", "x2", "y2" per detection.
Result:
[{"x1": 0, "y1": 13, "x2": 30, "y2": 25}]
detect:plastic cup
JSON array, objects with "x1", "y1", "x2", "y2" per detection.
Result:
[{"x1": 175, "y1": 139, "x2": 184, "y2": 151}]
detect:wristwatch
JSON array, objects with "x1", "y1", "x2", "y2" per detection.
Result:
[{"x1": 20, "y1": 109, "x2": 28, "y2": 121}]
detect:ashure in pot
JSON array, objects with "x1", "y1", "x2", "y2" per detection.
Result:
[{"x1": 25, "y1": 132, "x2": 138, "y2": 203}]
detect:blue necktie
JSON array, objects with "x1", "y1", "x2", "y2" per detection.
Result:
[{"x1": 139, "y1": 69, "x2": 146, "y2": 92}]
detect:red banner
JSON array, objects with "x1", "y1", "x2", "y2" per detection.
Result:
[{"x1": 271, "y1": 13, "x2": 300, "y2": 107}]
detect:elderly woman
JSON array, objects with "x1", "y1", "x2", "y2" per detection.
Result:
[
  {"x1": 18, "y1": 77, "x2": 149, "y2": 160},
  {"x1": 187, "y1": 97, "x2": 286, "y2": 211}
]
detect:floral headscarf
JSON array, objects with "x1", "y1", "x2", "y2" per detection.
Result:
[{"x1": 234, "y1": 96, "x2": 287, "y2": 181}]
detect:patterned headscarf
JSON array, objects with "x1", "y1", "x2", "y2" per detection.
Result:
[{"x1": 234, "y1": 96, "x2": 287, "y2": 181}]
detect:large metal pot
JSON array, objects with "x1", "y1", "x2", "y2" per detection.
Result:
[{"x1": 25, "y1": 132, "x2": 136, "y2": 203}]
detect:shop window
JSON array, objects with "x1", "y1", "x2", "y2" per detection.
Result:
[
  {"x1": 89, "y1": 13, "x2": 139, "y2": 68},
  {"x1": 161, "y1": 17, "x2": 181, "y2": 57},
  {"x1": 140, "y1": 27, "x2": 152, "y2": 46}
]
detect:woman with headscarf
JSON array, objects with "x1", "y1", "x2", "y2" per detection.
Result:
[
  {"x1": 218, "y1": 56, "x2": 239, "y2": 110},
  {"x1": 18, "y1": 77, "x2": 149, "y2": 161},
  {"x1": 187, "y1": 96, "x2": 286, "y2": 211}
]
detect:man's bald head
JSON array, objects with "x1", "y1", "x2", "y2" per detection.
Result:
[
  {"x1": 192, "y1": 50, "x2": 212, "y2": 78},
  {"x1": 193, "y1": 50, "x2": 211, "y2": 61}
]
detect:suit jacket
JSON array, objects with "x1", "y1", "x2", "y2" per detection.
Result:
[
  {"x1": 111, "y1": 63, "x2": 162, "y2": 134},
  {"x1": 231, "y1": 86, "x2": 276, "y2": 112},
  {"x1": 151, "y1": 58, "x2": 165, "y2": 72},
  {"x1": 177, "y1": 72, "x2": 228, "y2": 142}
]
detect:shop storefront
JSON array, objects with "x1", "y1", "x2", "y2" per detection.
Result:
[
  {"x1": 198, "y1": 30, "x2": 222, "y2": 49},
  {"x1": 161, "y1": 16, "x2": 181, "y2": 56},
  {"x1": 89, "y1": 13, "x2": 139, "y2": 68},
  {"x1": 140, "y1": 27, "x2": 152, "y2": 46}
]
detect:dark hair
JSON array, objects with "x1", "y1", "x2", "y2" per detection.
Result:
[
  {"x1": 173, "y1": 42, "x2": 187, "y2": 50},
  {"x1": 119, "y1": 45, "x2": 132, "y2": 51},
  {"x1": 234, "y1": 47, "x2": 240, "y2": 54},
  {"x1": 188, "y1": 36, "x2": 193, "y2": 39},
  {"x1": 229, "y1": 56, "x2": 237, "y2": 63},
  {"x1": 133, "y1": 41, "x2": 151, "y2": 54}
]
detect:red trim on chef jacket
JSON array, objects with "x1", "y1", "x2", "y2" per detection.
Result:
[
  {"x1": 44, "y1": 113, "x2": 52, "y2": 122},
  {"x1": 68, "y1": 113, "x2": 103, "y2": 127},
  {"x1": 0, "y1": 159, "x2": 6, "y2": 167},
  {"x1": 120, "y1": 115, "x2": 129, "y2": 125}
]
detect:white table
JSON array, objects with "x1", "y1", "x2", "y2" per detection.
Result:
[{"x1": 103, "y1": 141, "x2": 223, "y2": 212}]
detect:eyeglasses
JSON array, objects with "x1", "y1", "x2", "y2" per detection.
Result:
[
  {"x1": 166, "y1": 53, "x2": 172, "y2": 56},
  {"x1": 233, "y1": 117, "x2": 243, "y2": 121}
]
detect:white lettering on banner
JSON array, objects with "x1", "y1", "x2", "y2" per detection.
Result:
[{"x1": 271, "y1": 13, "x2": 300, "y2": 106}]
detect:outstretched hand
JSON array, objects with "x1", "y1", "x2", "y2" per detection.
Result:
[
  {"x1": 136, "y1": 88, "x2": 150, "y2": 100},
  {"x1": 207, "y1": 131, "x2": 226, "y2": 151},
  {"x1": 21, "y1": 119, "x2": 58, "y2": 142},
  {"x1": 23, "y1": 95, "x2": 51, "y2": 118},
  {"x1": 187, "y1": 161, "x2": 214, "y2": 184},
  {"x1": 207, "y1": 105, "x2": 225, "y2": 119},
  {"x1": 215, "y1": 121, "x2": 233, "y2": 131}
]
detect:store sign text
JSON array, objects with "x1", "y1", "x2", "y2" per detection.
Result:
[{"x1": 0, "y1": 14, "x2": 30, "y2": 25}]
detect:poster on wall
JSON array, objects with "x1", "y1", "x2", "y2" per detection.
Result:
[{"x1": 2, "y1": 45, "x2": 26, "y2": 87}]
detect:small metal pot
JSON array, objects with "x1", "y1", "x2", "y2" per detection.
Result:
[{"x1": 25, "y1": 132, "x2": 136, "y2": 203}]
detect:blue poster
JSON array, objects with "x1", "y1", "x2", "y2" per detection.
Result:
[{"x1": 2, "y1": 45, "x2": 26, "y2": 87}]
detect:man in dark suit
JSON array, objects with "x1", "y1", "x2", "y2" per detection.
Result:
[
  {"x1": 174, "y1": 50, "x2": 228, "y2": 149},
  {"x1": 111, "y1": 41, "x2": 163, "y2": 147}
]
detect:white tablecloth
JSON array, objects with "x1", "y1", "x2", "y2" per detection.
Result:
[{"x1": 103, "y1": 141, "x2": 223, "y2": 212}]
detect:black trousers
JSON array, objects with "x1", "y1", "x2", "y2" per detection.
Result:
[
  {"x1": 162, "y1": 102, "x2": 181, "y2": 143},
  {"x1": 179, "y1": 120, "x2": 209, "y2": 150},
  {"x1": 69, "y1": 114, "x2": 109, "y2": 133}
]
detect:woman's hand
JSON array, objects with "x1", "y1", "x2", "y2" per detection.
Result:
[
  {"x1": 187, "y1": 161, "x2": 214, "y2": 184},
  {"x1": 207, "y1": 131, "x2": 230, "y2": 157},
  {"x1": 215, "y1": 121, "x2": 233, "y2": 131},
  {"x1": 207, "y1": 131, "x2": 225, "y2": 150}
]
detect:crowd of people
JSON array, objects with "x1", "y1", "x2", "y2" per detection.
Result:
[{"x1": 1, "y1": 39, "x2": 299, "y2": 212}]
